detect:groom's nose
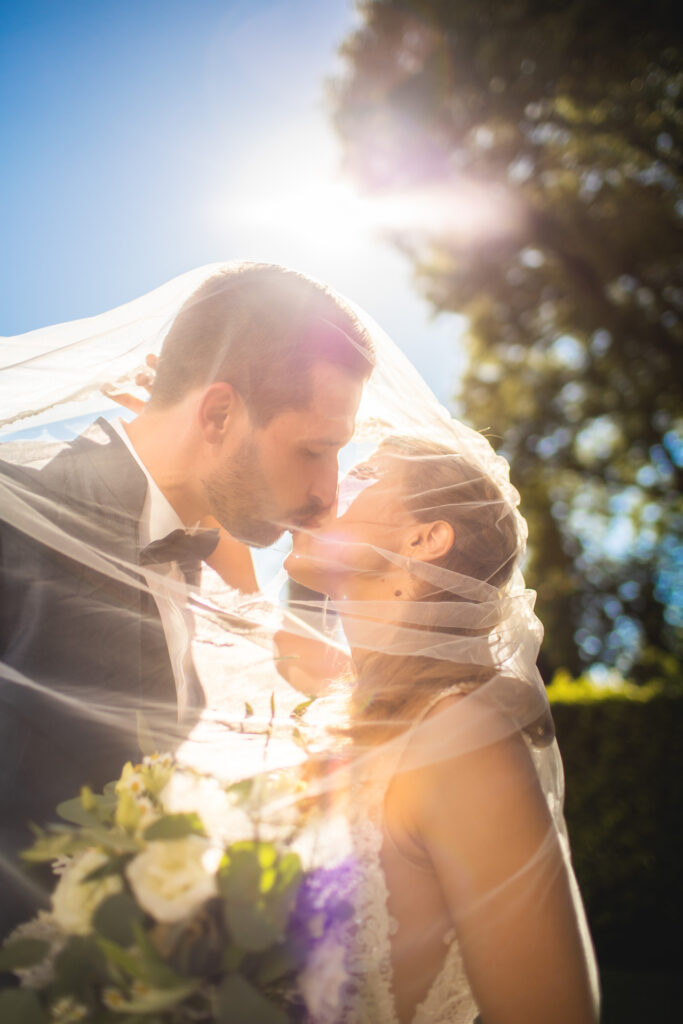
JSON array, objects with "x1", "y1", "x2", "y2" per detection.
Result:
[{"x1": 309, "y1": 463, "x2": 339, "y2": 515}]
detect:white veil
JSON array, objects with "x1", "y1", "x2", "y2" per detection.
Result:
[{"x1": 0, "y1": 262, "x2": 598, "y2": 1015}]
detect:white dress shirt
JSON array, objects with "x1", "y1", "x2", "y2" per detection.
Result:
[{"x1": 110, "y1": 418, "x2": 200, "y2": 720}]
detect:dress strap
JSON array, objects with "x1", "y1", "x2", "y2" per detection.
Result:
[{"x1": 409, "y1": 683, "x2": 469, "y2": 733}]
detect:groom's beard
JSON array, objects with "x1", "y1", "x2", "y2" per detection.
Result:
[
  {"x1": 204, "y1": 437, "x2": 282, "y2": 547},
  {"x1": 205, "y1": 435, "x2": 326, "y2": 548}
]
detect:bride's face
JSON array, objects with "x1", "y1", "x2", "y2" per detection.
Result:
[{"x1": 284, "y1": 451, "x2": 414, "y2": 596}]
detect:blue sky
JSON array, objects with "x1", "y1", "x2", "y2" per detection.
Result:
[{"x1": 0, "y1": 0, "x2": 465, "y2": 403}]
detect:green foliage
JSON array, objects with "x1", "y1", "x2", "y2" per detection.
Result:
[
  {"x1": 143, "y1": 813, "x2": 205, "y2": 841},
  {"x1": 0, "y1": 989, "x2": 46, "y2": 1024},
  {"x1": 2, "y1": 758, "x2": 307, "y2": 1022},
  {"x1": 0, "y1": 939, "x2": 50, "y2": 972},
  {"x1": 332, "y1": 0, "x2": 682, "y2": 676},
  {"x1": 92, "y1": 892, "x2": 145, "y2": 946},
  {"x1": 215, "y1": 973, "x2": 289, "y2": 1024},
  {"x1": 219, "y1": 842, "x2": 303, "y2": 954},
  {"x1": 548, "y1": 675, "x2": 683, "y2": 967}
]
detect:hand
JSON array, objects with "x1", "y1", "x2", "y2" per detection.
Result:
[
  {"x1": 274, "y1": 629, "x2": 352, "y2": 695},
  {"x1": 101, "y1": 353, "x2": 158, "y2": 415}
]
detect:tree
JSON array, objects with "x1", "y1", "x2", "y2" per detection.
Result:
[{"x1": 331, "y1": 0, "x2": 682, "y2": 678}]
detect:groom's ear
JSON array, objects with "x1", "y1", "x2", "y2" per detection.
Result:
[
  {"x1": 198, "y1": 382, "x2": 240, "y2": 442},
  {"x1": 403, "y1": 520, "x2": 454, "y2": 564}
]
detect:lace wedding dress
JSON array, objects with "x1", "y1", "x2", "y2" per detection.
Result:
[{"x1": 312, "y1": 686, "x2": 479, "y2": 1024}]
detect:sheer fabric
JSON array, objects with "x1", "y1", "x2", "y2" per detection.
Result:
[{"x1": 0, "y1": 262, "x2": 599, "y2": 1018}]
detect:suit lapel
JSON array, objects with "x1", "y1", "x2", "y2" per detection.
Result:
[{"x1": 74, "y1": 417, "x2": 148, "y2": 520}]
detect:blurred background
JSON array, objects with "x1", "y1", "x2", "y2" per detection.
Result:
[{"x1": 2, "y1": 1, "x2": 681, "y2": 1018}]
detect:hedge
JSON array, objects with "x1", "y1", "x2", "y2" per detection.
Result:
[{"x1": 547, "y1": 672, "x2": 683, "y2": 969}]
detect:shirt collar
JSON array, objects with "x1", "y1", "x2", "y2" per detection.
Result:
[{"x1": 109, "y1": 418, "x2": 184, "y2": 546}]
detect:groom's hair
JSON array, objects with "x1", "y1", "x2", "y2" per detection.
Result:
[{"x1": 149, "y1": 263, "x2": 375, "y2": 424}]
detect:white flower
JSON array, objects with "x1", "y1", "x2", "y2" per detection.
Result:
[
  {"x1": 7, "y1": 911, "x2": 66, "y2": 989},
  {"x1": 102, "y1": 987, "x2": 126, "y2": 1010},
  {"x1": 159, "y1": 770, "x2": 252, "y2": 843},
  {"x1": 135, "y1": 796, "x2": 159, "y2": 829},
  {"x1": 299, "y1": 933, "x2": 348, "y2": 1022},
  {"x1": 143, "y1": 752, "x2": 173, "y2": 769},
  {"x1": 52, "y1": 850, "x2": 123, "y2": 936},
  {"x1": 125, "y1": 835, "x2": 220, "y2": 923},
  {"x1": 250, "y1": 771, "x2": 303, "y2": 841},
  {"x1": 50, "y1": 995, "x2": 88, "y2": 1021},
  {"x1": 131, "y1": 981, "x2": 152, "y2": 998},
  {"x1": 116, "y1": 762, "x2": 148, "y2": 798}
]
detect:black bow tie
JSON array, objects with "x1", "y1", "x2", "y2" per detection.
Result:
[{"x1": 139, "y1": 528, "x2": 220, "y2": 569}]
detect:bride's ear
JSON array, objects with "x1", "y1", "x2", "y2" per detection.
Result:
[{"x1": 404, "y1": 520, "x2": 454, "y2": 563}]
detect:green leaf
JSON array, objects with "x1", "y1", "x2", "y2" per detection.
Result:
[
  {"x1": 221, "y1": 944, "x2": 245, "y2": 972},
  {"x1": 106, "y1": 980, "x2": 199, "y2": 1015},
  {"x1": 131, "y1": 925, "x2": 185, "y2": 988},
  {"x1": 291, "y1": 727, "x2": 308, "y2": 752},
  {"x1": 93, "y1": 892, "x2": 145, "y2": 946},
  {"x1": 256, "y1": 842, "x2": 277, "y2": 870},
  {"x1": 79, "y1": 826, "x2": 141, "y2": 853},
  {"x1": 215, "y1": 974, "x2": 289, "y2": 1024},
  {"x1": 290, "y1": 698, "x2": 315, "y2": 719},
  {"x1": 83, "y1": 853, "x2": 130, "y2": 884},
  {"x1": 224, "y1": 898, "x2": 281, "y2": 952},
  {"x1": 115, "y1": 789, "x2": 141, "y2": 833},
  {"x1": 0, "y1": 990, "x2": 47, "y2": 1024},
  {"x1": 97, "y1": 937, "x2": 149, "y2": 982},
  {"x1": 97, "y1": 928, "x2": 183, "y2": 990},
  {"x1": 53, "y1": 935, "x2": 108, "y2": 994},
  {"x1": 227, "y1": 779, "x2": 253, "y2": 803},
  {"x1": 275, "y1": 852, "x2": 302, "y2": 890},
  {"x1": 80, "y1": 785, "x2": 97, "y2": 813},
  {"x1": 0, "y1": 938, "x2": 49, "y2": 971},
  {"x1": 56, "y1": 796, "x2": 101, "y2": 827},
  {"x1": 220, "y1": 844, "x2": 261, "y2": 902},
  {"x1": 143, "y1": 813, "x2": 204, "y2": 841},
  {"x1": 266, "y1": 855, "x2": 303, "y2": 932},
  {"x1": 260, "y1": 867, "x2": 277, "y2": 894},
  {"x1": 253, "y1": 941, "x2": 301, "y2": 986},
  {"x1": 20, "y1": 830, "x2": 81, "y2": 863}
]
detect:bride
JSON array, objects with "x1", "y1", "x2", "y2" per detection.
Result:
[{"x1": 281, "y1": 436, "x2": 600, "y2": 1024}]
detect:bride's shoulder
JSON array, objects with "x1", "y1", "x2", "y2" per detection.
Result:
[{"x1": 395, "y1": 687, "x2": 540, "y2": 810}]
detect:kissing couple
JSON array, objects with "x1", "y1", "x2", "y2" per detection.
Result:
[{"x1": 0, "y1": 263, "x2": 599, "y2": 1022}]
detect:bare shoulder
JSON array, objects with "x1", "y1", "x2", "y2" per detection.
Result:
[
  {"x1": 400, "y1": 690, "x2": 535, "y2": 780},
  {"x1": 396, "y1": 691, "x2": 547, "y2": 837}
]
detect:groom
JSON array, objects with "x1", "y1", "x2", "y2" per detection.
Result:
[{"x1": 0, "y1": 264, "x2": 374, "y2": 937}]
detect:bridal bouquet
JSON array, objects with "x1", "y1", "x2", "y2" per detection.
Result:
[{"x1": 0, "y1": 754, "x2": 355, "y2": 1024}]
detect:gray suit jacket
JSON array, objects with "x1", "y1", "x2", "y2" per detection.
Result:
[{"x1": 0, "y1": 418, "x2": 202, "y2": 937}]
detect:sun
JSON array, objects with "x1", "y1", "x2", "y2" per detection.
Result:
[{"x1": 210, "y1": 118, "x2": 516, "y2": 260}]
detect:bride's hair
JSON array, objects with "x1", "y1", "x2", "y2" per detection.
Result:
[
  {"x1": 392, "y1": 436, "x2": 522, "y2": 588},
  {"x1": 148, "y1": 263, "x2": 375, "y2": 424},
  {"x1": 350, "y1": 438, "x2": 552, "y2": 744}
]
